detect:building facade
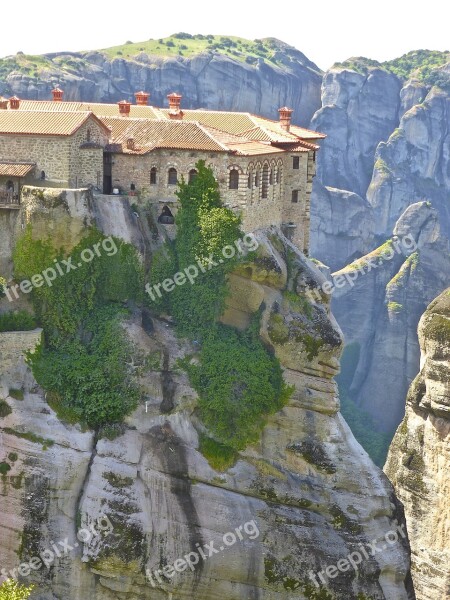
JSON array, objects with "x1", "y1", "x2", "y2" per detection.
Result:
[{"x1": 0, "y1": 90, "x2": 324, "y2": 253}]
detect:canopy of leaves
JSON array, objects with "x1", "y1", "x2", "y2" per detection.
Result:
[{"x1": 14, "y1": 227, "x2": 143, "y2": 427}]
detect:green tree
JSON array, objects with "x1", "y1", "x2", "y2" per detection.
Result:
[{"x1": 0, "y1": 580, "x2": 34, "y2": 600}]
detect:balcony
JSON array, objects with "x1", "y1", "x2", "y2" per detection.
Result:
[{"x1": 0, "y1": 190, "x2": 20, "y2": 209}]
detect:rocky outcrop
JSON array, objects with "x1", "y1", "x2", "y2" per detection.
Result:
[
  {"x1": 311, "y1": 67, "x2": 402, "y2": 198},
  {"x1": 0, "y1": 192, "x2": 414, "y2": 599},
  {"x1": 0, "y1": 42, "x2": 322, "y2": 127},
  {"x1": 331, "y1": 202, "x2": 450, "y2": 433},
  {"x1": 385, "y1": 289, "x2": 450, "y2": 600},
  {"x1": 367, "y1": 86, "x2": 450, "y2": 236}
]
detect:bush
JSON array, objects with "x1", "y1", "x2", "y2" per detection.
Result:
[
  {"x1": 187, "y1": 319, "x2": 291, "y2": 449},
  {"x1": 0, "y1": 310, "x2": 36, "y2": 332},
  {"x1": 14, "y1": 227, "x2": 143, "y2": 427},
  {"x1": 0, "y1": 580, "x2": 34, "y2": 599},
  {"x1": 166, "y1": 40, "x2": 175, "y2": 48}
]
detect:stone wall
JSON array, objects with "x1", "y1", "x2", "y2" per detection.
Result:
[
  {"x1": 0, "y1": 116, "x2": 107, "y2": 188},
  {"x1": 112, "y1": 147, "x2": 314, "y2": 250},
  {"x1": 0, "y1": 328, "x2": 42, "y2": 394}
]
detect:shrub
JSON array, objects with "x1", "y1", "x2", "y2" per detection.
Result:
[
  {"x1": 0, "y1": 399, "x2": 12, "y2": 417},
  {"x1": 0, "y1": 579, "x2": 34, "y2": 599},
  {"x1": 0, "y1": 310, "x2": 36, "y2": 332}
]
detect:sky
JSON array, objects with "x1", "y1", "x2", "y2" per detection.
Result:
[{"x1": 0, "y1": 0, "x2": 448, "y2": 70}]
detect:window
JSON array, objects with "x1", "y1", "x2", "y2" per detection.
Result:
[
  {"x1": 86, "y1": 128, "x2": 91, "y2": 142},
  {"x1": 293, "y1": 156, "x2": 300, "y2": 169},
  {"x1": 130, "y1": 183, "x2": 136, "y2": 191},
  {"x1": 150, "y1": 167, "x2": 157, "y2": 185},
  {"x1": 261, "y1": 165, "x2": 269, "y2": 198},
  {"x1": 188, "y1": 169, "x2": 198, "y2": 183},
  {"x1": 229, "y1": 169, "x2": 239, "y2": 190},
  {"x1": 40, "y1": 171, "x2": 46, "y2": 180},
  {"x1": 6, "y1": 180, "x2": 13, "y2": 191},
  {"x1": 276, "y1": 167, "x2": 281, "y2": 184},
  {"x1": 291, "y1": 190, "x2": 299, "y2": 203},
  {"x1": 255, "y1": 171, "x2": 260, "y2": 189},
  {"x1": 247, "y1": 172, "x2": 252, "y2": 189},
  {"x1": 168, "y1": 167, "x2": 177, "y2": 185},
  {"x1": 269, "y1": 168, "x2": 273, "y2": 185}
]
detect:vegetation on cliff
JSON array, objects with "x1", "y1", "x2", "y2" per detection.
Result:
[
  {"x1": 149, "y1": 161, "x2": 290, "y2": 455},
  {"x1": 13, "y1": 227, "x2": 143, "y2": 427},
  {"x1": 0, "y1": 580, "x2": 33, "y2": 600}
]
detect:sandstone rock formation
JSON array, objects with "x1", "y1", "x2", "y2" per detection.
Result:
[
  {"x1": 0, "y1": 190, "x2": 414, "y2": 599},
  {"x1": 385, "y1": 289, "x2": 450, "y2": 600},
  {"x1": 331, "y1": 202, "x2": 450, "y2": 433}
]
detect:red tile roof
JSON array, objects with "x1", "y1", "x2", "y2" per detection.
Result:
[
  {"x1": 0, "y1": 110, "x2": 109, "y2": 136},
  {"x1": 0, "y1": 162, "x2": 35, "y2": 177}
]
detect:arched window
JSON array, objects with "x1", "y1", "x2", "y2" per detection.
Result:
[
  {"x1": 276, "y1": 166, "x2": 281, "y2": 184},
  {"x1": 229, "y1": 169, "x2": 239, "y2": 190},
  {"x1": 158, "y1": 205, "x2": 175, "y2": 224},
  {"x1": 150, "y1": 167, "x2": 157, "y2": 185},
  {"x1": 255, "y1": 170, "x2": 260, "y2": 189},
  {"x1": 40, "y1": 170, "x2": 46, "y2": 181},
  {"x1": 86, "y1": 128, "x2": 91, "y2": 142},
  {"x1": 261, "y1": 164, "x2": 269, "y2": 198},
  {"x1": 168, "y1": 167, "x2": 178, "y2": 186},
  {"x1": 130, "y1": 183, "x2": 136, "y2": 191},
  {"x1": 269, "y1": 168, "x2": 274, "y2": 185},
  {"x1": 188, "y1": 169, "x2": 198, "y2": 183},
  {"x1": 247, "y1": 172, "x2": 252, "y2": 189}
]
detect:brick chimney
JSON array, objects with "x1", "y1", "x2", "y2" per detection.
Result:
[
  {"x1": 118, "y1": 100, "x2": 131, "y2": 116},
  {"x1": 126, "y1": 137, "x2": 135, "y2": 150},
  {"x1": 167, "y1": 92, "x2": 183, "y2": 119},
  {"x1": 9, "y1": 96, "x2": 20, "y2": 109},
  {"x1": 135, "y1": 91, "x2": 150, "y2": 106},
  {"x1": 52, "y1": 87, "x2": 64, "y2": 101},
  {"x1": 278, "y1": 107, "x2": 294, "y2": 132},
  {"x1": 0, "y1": 97, "x2": 8, "y2": 110}
]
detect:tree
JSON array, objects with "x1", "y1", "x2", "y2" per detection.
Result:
[{"x1": 0, "y1": 580, "x2": 34, "y2": 600}]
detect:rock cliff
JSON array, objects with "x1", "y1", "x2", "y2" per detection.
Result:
[
  {"x1": 331, "y1": 201, "x2": 450, "y2": 433},
  {"x1": 385, "y1": 289, "x2": 450, "y2": 600},
  {"x1": 0, "y1": 189, "x2": 414, "y2": 599}
]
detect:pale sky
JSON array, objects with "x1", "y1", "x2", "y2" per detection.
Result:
[{"x1": 0, "y1": 0, "x2": 448, "y2": 70}]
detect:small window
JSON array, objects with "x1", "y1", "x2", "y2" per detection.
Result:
[
  {"x1": 130, "y1": 183, "x2": 136, "y2": 191},
  {"x1": 229, "y1": 169, "x2": 239, "y2": 190},
  {"x1": 150, "y1": 167, "x2": 157, "y2": 185},
  {"x1": 188, "y1": 169, "x2": 198, "y2": 183},
  {"x1": 293, "y1": 156, "x2": 300, "y2": 169},
  {"x1": 291, "y1": 190, "x2": 299, "y2": 203},
  {"x1": 86, "y1": 128, "x2": 91, "y2": 142},
  {"x1": 276, "y1": 167, "x2": 281, "y2": 184},
  {"x1": 255, "y1": 171, "x2": 260, "y2": 188},
  {"x1": 247, "y1": 172, "x2": 252, "y2": 189},
  {"x1": 168, "y1": 167, "x2": 178, "y2": 185},
  {"x1": 269, "y1": 169, "x2": 273, "y2": 185},
  {"x1": 40, "y1": 170, "x2": 46, "y2": 180},
  {"x1": 6, "y1": 180, "x2": 14, "y2": 191},
  {"x1": 261, "y1": 165, "x2": 269, "y2": 198}
]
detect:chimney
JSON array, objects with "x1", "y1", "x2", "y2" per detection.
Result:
[
  {"x1": 167, "y1": 92, "x2": 183, "y2": 119},
  {"x1": 52, "y1": 87, "x2": 64, "y2": 101},
  {"x1": 278, "y1": 107, "x2": 293, "y2": 132},
  {"x1": 118, "y1": 100, "x2": 131, "y2": 116},
  {"x1": 135, "y1": 90, "x2": 150, "y2": 106},
  {"x1": 126, "y1": 137, "x2": 135, "y2": 150},
  {"x1": 9, "y1": 96, "x2": 20, "y2": 110},
  {"x1": 0, "y1": 97, "x2": 8, "y2": 110}
]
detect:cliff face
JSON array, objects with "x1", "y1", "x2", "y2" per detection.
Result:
[
  {"x1": 0, "y1": 189, "x2": 414, "y2": 600},
  {"x1": 385, "y1": 289, "x2": 450, "y2": 600},
  {"x1": 331, "y1": 201, "x2": 450, "y2": 433},
  {"x1": 0, "y1": 41, "x2": 322, "y2": 127}
]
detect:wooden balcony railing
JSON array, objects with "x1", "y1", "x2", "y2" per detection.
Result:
[{"x1": 0, "y1": 191, "x2": 20, "y2": 207}]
